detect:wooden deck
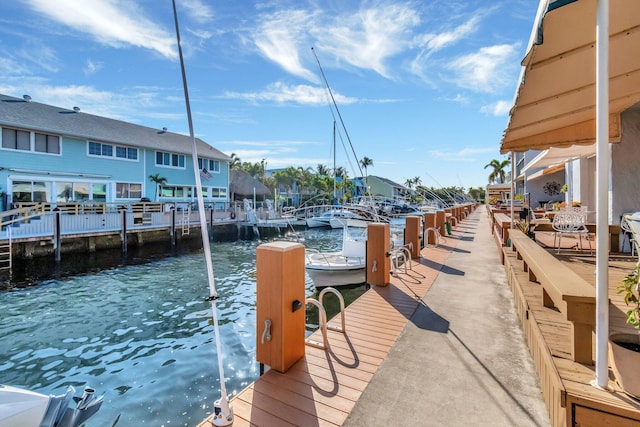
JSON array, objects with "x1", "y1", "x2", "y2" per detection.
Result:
[
  {"x1": 197, "y1": 221, "x2": 464, "y2": 426},
  {"x1": 503, "y1": 230, "x2": 640, "y2": 426}
]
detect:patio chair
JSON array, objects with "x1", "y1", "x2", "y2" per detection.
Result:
[
  {"x1": 625, "y1": 214, "x2": 640, "y2": 263},
  {"x1": 552, "y1": 211, "x2": 592, "y2": 254},
  {"x1": 621, "y1": 214, "x2": 636, "y2": 257}
]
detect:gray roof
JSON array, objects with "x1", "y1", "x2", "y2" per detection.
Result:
[
  {"x1": 370, "y1": 175, "x2": 407, "y2": 189},
  {"x1": 0, "y1": 93, "x2": 230, "y2": 161}
]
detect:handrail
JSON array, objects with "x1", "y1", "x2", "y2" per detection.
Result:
[
  {"x1": 305, "y1": 298, "x2": 328, "y2": 349},
  {"x1": 1, "y1": 203, "x2": 47, "y2": 228},
  {"x1": 318, "y1": 287, "x2": 346, "y2": 333}
]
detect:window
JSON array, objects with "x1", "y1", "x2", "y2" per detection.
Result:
[
  {"x1": 156, "y1": 151, "x2": 185, "y2": 168},
  {"x1": 92, "y1": 183, "x2": 107, "y2": 202},
  {"x1": 35, "y1": 133, "x2": 60, "y2": 154},
  {"x1": 159, "y1": 186, "x2": 190, "y2": 198},
  {"x1": 116, "y1": 183, "x2": 142, "y2": 199},
  {"x1": 12, "y1": 181, "x2": 49, "y2": 203},
  {"x1": 2, "y1": 128, "x2": 30, "y2": 151},
  {"x1": 198, "y1": 158, "x2": 221, "y2": 173},
  {"x1": 89, "y1": 141, "x2": 137, "y2": 160}
]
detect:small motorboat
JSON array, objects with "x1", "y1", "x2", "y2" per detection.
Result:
[
  {"x1": 305, "y1": 223, "x2": 366, "y2": 287},
  {"x1": 306, "y1": 209, "x2": 361, "y2": 228},
  {"x1": 0, "y1": 384, "x2": 103, "y2": 427}
]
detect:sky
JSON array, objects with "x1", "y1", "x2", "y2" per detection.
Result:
[{"x1": 0, "y1": 0, "x2": 538, "y2": 190}]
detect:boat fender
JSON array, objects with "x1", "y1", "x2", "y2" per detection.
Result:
[{"x1": 230, "y1": 211, "x2": 236, "y2": 219}]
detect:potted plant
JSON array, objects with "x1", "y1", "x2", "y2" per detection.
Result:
[{"x1": 611, "y1": 264, "x2": 640, "y2": 398}]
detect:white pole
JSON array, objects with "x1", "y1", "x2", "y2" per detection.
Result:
[
  {"x1": 593, "y1": 0, "x2": 610, "y2": 390},
  {"x1": 510, "y1": 151, "x2": 515, "y2": 229},
  {"x1": 171, "y1": 1, "x2": 233, "y2": 424}
]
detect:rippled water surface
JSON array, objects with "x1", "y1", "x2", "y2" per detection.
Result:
[{"x1": 0, "y1": 229, "x2": 367, "y2": 426}]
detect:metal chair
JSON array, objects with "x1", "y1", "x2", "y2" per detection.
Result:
[{"x1": 552, "y1": 211, "x2": 592, "y2": 254}]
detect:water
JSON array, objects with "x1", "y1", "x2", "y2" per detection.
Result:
[{"x1": 0, "y1": 228, "x2": 367, "y2": 426}]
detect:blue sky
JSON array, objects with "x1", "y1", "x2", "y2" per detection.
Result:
[{"x1": 0, "y1": 0, "x2": 537, "y2": 190}]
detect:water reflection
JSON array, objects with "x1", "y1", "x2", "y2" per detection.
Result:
[{"x1": 0, "y1": 228, "x2": 366, "y2": 426}]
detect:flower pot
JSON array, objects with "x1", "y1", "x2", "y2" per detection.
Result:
[{"x1": 609, "y1": 333, "x2": 640, "y2": 398}]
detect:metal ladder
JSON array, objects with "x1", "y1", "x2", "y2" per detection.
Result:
[
  {"x1": 0, "y1": 228, "x2": 12, "y2": 277},
  {"x1": 181, "y1": 206, "x2": 190, "y2": 235}
]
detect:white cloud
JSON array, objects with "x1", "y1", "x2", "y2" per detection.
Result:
[
  {"x1": 480, "y1": 100, "x2": 512, "y2": 116},
  {"x1": 409, "y1": 15, "x2": 481, "y2": 82},
  {"x1": 314, "y1": 4, "x2": 420, "y2": 79},
  {"x1": 179, "y1": 0, "x2": 215, "y2": 24},
  {"x1": 253, "y1": 9, "x2": 318, "y2": 81},
  {"x1": 83, "y1": 59, "x2": 103, "y2": 76},
  {"x1": 428, "y1": 146, "x2": 495, "y2": 161},
  {"x1": 24, "y1": 0, "x2": 177, "y2": 59},
  {"x1": 446, "y1": 43, "x2": 519, "y2": 93},
  {"x1": 222, "y1": 81, "x2": 356, "y2": 106}
]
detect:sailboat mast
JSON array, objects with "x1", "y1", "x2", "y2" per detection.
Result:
[
  {"x1": 333, "y1": 121, "x2": 337, "y2": 205},
  {"x1": 312, "y1": 47, "x2": 364, "y2": 179}
]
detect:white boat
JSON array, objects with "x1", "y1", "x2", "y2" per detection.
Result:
[
  {"x1": 306, "y1": 209, "x2": 363, "y2": 228},
  {"x1": 0, "y1": 384, "x2": 103, "y2": 427},
  {"x1": 305, "y1": 224, "x2": 367, "y2": 287}
]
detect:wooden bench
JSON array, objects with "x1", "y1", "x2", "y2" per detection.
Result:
[
  {"x1": 508, "y1": 229, "x2": 596, "y2": 364},
  {"x1": 492, "y1": 213, "x2": 511, "y2": 265}
]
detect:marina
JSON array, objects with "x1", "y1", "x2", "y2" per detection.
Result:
[{"x1": 0, "y1": 227, "x2": 367, "y2": 426}]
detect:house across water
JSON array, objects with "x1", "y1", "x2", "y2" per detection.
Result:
[{"x1": 0, "y1": 93, "x2": 231, "y2": 212}]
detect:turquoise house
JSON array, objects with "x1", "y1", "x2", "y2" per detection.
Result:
[{"x1": 0, "y1": 94, "x2": 230, "y2": 211}]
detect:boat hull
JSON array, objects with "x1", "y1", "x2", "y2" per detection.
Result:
[
  {"x1": 305, "y1": 251, "x2": 366, "y2": 288},
  {"x1": 306, "y1": 264, "x2": 366, "y2": 288}
]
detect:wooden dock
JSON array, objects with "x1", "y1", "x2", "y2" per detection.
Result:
[{"x1": 197, "y1": 225, "x2": 460, "y2": 426}]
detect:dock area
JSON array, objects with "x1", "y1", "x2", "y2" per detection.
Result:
[{"x1": 198, "y1": 206, "x2": 551, "y2": 426}]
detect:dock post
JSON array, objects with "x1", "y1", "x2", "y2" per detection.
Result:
[
  {"x1": 120, "y1": 208, "x2": 128, "y2": 254},
  {"x1": 171, "y1": 208, "x2": 176, "y2": 247},
  {"x1": 424, "y1": 212, "x2": 437, "y2": 245},
  {"x1": 366, "y1": 222, "x2": 390, "y2": 286},
  {"x1": 405, "y1": 216, "x2": 421, "y2": 259},
  {"x1": 53, "y1": 208, "x2": 61, "y2": 262},
  {"x1": 255, "y1": 241, "x2": 306, "y2": 373},
  {"x1": 436, "y1": 210, "x2": 446, "y2": 238}
]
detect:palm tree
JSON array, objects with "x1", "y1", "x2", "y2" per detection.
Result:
[
  {"x1": 148, "y1": 173, "x2": 167, "y2": 201},
  {"x1": 359, "y1": 156, "x2": 373, "y2": 191},
  {"x1": 229, "y1": 153, "x2": 242, "y2": 170},
  {"x1": 316, "y1": 164, "x2": 329, "y2": 177},
  {"x1": 484, "y1": 159, "x2": 510, "y2": 184}
]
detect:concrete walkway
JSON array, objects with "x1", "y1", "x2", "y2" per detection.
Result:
[{"x1": 344, "y1": 209, "x2": 551, "y2": 426}]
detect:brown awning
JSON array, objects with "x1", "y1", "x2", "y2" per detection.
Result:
[{"x1": 500, "y1": 0, "x2": 640, "y2": 154}]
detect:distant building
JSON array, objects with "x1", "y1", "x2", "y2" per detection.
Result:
[
  {"x1": 366, "y1": 175, "x2": 408, "y2": 200},
  {"x1": 0, "y1": 93, "x2": 230, "y2": 211}
]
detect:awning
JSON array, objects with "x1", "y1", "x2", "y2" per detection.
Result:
[
  {"x1": 522, "y1": 143, "x2": 596, "y2": 172},
  {"x1": 501, "y1": 0, "x2": 640, "y2": 153},
  {"x1": 526, "y1": 163, "x2": 565, "y2": 181}
]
